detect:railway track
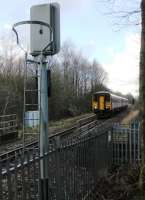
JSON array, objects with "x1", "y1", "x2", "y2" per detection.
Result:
[
  {"x1": 0, "y1": 109, "x2": 130, "y2": 164},
  {"x1": 0, "y1": 114, "x2": 97, "y2": 162},
  {"x1": 0, "y1": 108, "x2": 133, "y2": 200}
]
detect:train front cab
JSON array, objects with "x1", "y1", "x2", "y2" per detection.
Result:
[{"x1": 92, "y1": 92, "x2": 112, "y2": 118}]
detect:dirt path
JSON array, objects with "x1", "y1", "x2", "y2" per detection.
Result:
[{"x1": 121, "y1": 109, "x2": 139, "y2": 124}]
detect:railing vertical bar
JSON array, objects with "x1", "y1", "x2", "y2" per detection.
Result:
[
  {"x1": 0, "y1": 160, "x2": 3, "y2": 200},
  {"x1": 133, "y1": 123, "x2": 136, "y2": 164},
  {"x1": 82, "y1": 139, "x2": 85, "y2": 198},
  {"x1": 116, "y1": 128, "x2": 118, "y2": 164},
  {"x1": 125, "y1": 130, "x2": 128, "y2": 162},
  {"x1": 54, "y1": 137, "x2": 60, "y2": 200},
  {"x1": 119, "y1": 128, "x2": 120, "y2": 164},
  {"x1": 135, "y1": 123, "x2": 137, "y2": 163},
  {"x1": 112, "y1": 128, "x2": 114, "y2": 163},
  {"x1": 121, "y1": 130, "x2": 123, "y2": 164},
  {"x1": 138, "y1": 123, "x2": 140, "y2": 162},
  {"x1": 124, "y1": 130, "x2": 126, "y2": 163},
  {"x1": 63, "y1": 141, "x2": 66, "y2": 199},
  {"x1": 72, "y1": 139, "x2": 74, "y2": 200},
  {"x1": 93, "y1": 137, "x2": 96, "y2": 191},
  {"x1": 69, "y1": 139, "x2": 73, "y2": 200},
  {"x1": 94, "y1": 136, "x2": 97, "y2": 194},
  {"x1": 117, "y1": 128, "x2": 119, "y2": 164},
  {"x1": 66, "y1": 140, "x2": 70, "y2": 199},
  {"x1": 6, "y1": 158, "x2": 12, "y2": 200},
  {"x1": 85, "y1": 139, "x2": 88, "y2": 199},
  {"x1": 74, "y1": 139, "x2": 77, "y2": 200},
  {"x1": 21, "y1": 154, "x2": 26, "y2": 200},
  {"x1": 14, "y1": 152, "x2": 18, "y2": 200},
  {"x1": 65, "y1": 140, "x2": 68, "y2": 199},
  {"x1": 112, "y1": 128, "x2": 114, "y2": 164},
  {"x1": 80, "y1": 140, "x2": 84, "y2": 199},
  {"x1": 32, "y1": 148, "x2": 38, "y2": 200},
  {"x1": 114, "y1": 129, "x2": 117, "y2": 164},
  {"x1": 88, "y1": 137, "x2": 90, "y2": 198},
  {"x1": 78, "y1": 139, "x2": 81, "y2": 199},
  {"x1": 113, "y1": 128, "x2": 115, "y2": 164},
  {"x1": 27, "y1": 149, "x2": 31, "y2": 199},
  {"x1": 115, "y1": 125, "x2": 118, "y2": 164},
  {"x1": 129, "y1": 124, "x2": 132, "y2": 164}
]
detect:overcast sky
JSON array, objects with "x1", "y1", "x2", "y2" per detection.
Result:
[{"x1": 0, "y1": 0, "x2": 141, "y2": 96}]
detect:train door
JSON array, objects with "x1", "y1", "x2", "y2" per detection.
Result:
[{"x1": 99, "y1": 95, "x2": 105, "y2": 110}]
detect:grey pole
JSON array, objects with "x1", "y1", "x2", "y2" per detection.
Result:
[{"x1": 39, "y1": 53, "x2": 49, "y2": 200}]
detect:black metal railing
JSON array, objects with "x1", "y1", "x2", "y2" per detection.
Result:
[{"x1": 0, "y1": 122, "x2": 112, "y2": 200}]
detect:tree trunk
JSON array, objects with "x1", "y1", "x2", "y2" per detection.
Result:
[
  {"x1": 139, "y1": 0, "x2": 145, "y2": 194},
  {"x1": 140, "y1": 0, "x2": 145, "y2": 164}
]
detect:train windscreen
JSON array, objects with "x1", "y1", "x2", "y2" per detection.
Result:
[{"x1": 93, "y1": 93, "x2": 110, "y2": 101}]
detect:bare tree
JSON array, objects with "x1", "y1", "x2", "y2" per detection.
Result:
[
  {"x1": 0, "y1": 36, "x2": 24, "y2": 117},
  {"x1": 48, "y1": 41, "x2": 108, "y2": 118},
  {"x1": 90, "y1": 60, "x2": 107, "y2": 92}
]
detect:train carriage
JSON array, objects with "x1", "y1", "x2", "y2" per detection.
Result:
[{"x1": 92, "y1": 91, "x2": 128, "y2": 118}]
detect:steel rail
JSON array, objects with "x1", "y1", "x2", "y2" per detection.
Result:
[
  {"x1": 1, "y1": 119, "x2": 113, "y2": 176},
  {"x1": 0, "y1": 114, "x2": 97, "y2": 161}
]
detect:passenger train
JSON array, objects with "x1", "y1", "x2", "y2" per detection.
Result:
[{"x1": 92, "y1": 91, "x2": 128, "y2": 118}]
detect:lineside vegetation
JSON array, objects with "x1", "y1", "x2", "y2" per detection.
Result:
[{"x1": 0, "y1": 38, "x2": 108, "y2": 121}]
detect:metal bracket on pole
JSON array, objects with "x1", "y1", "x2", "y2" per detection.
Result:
[{"x1": 12, "y1": 20, "x2": 54, "y2": 54}]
